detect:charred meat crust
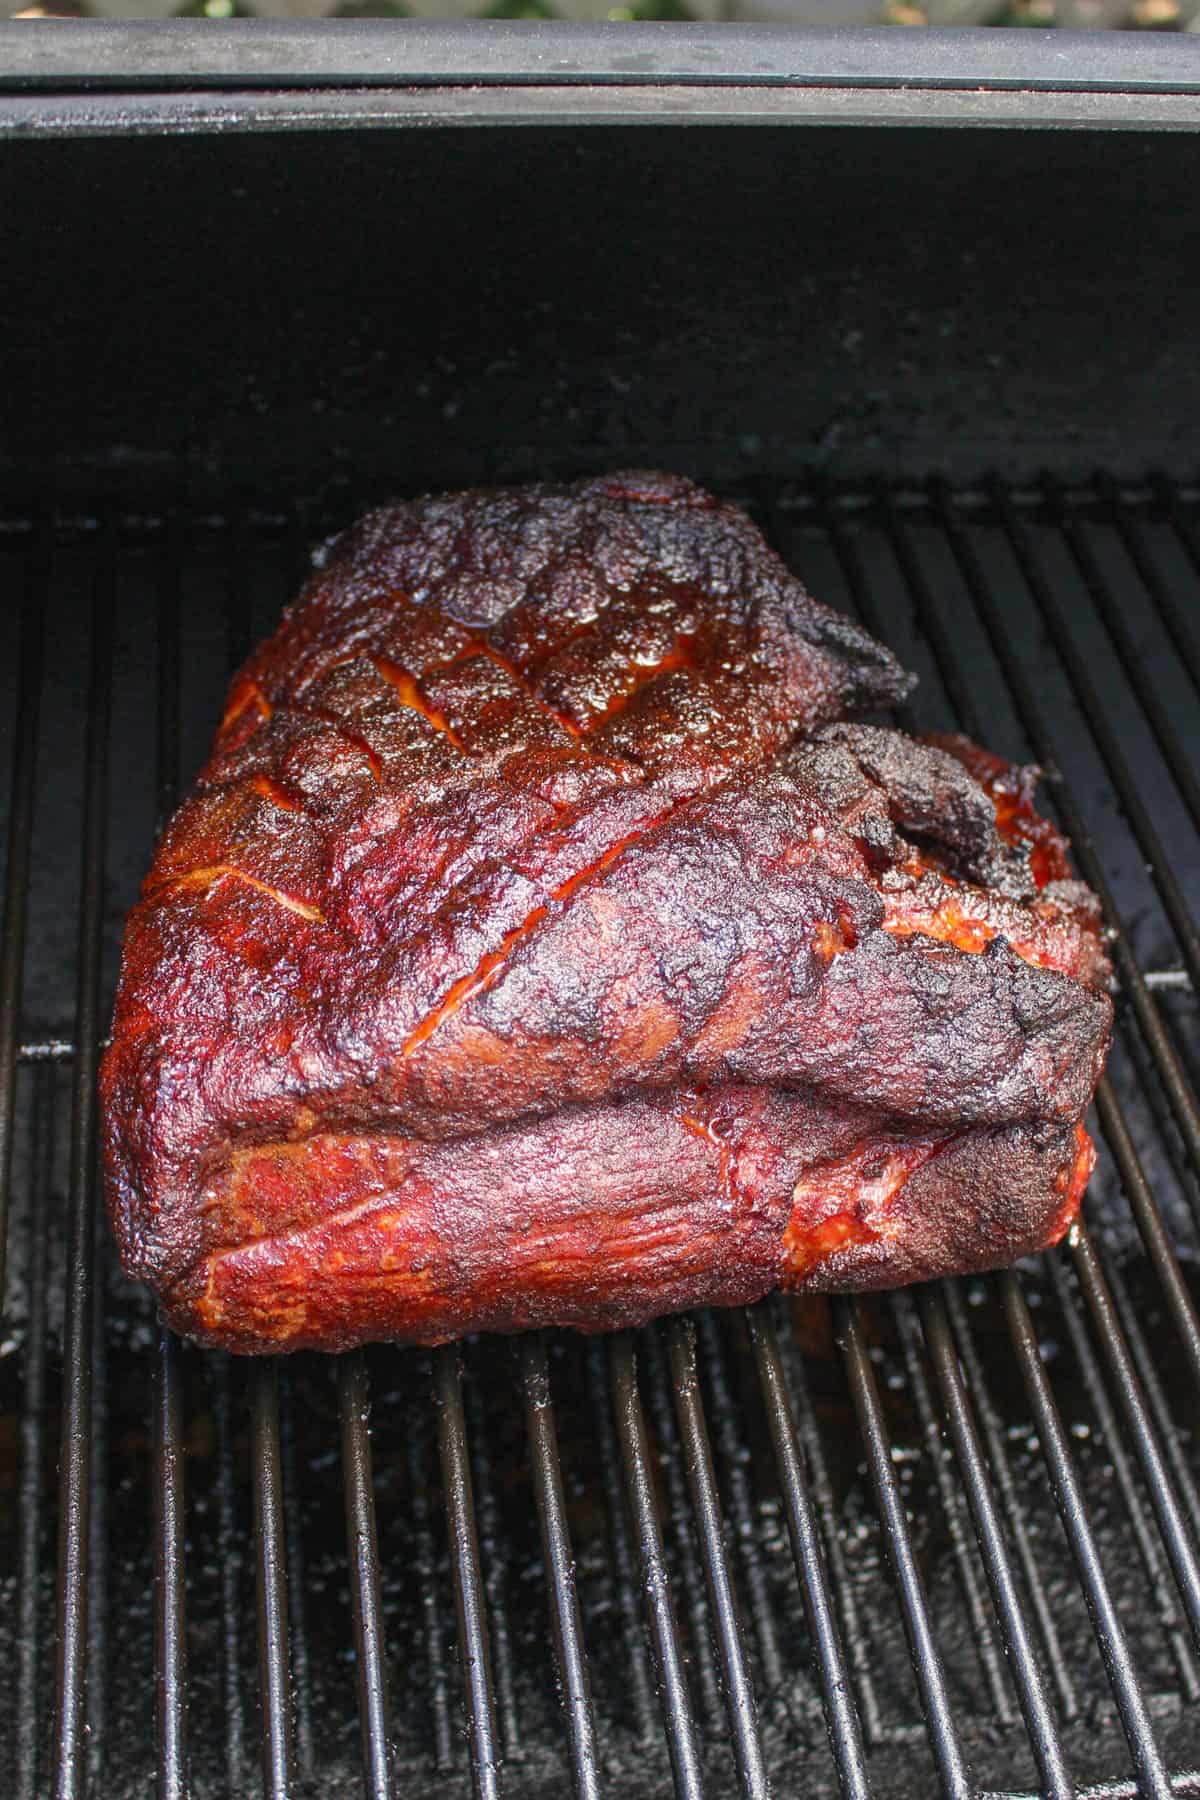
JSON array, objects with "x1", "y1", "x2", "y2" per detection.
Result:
[
  {"x1": 162, "y1": 1096, "x2": 1090, "y2": 1355},
  {"x1": 101, "y1": 472, "x2": 1111, "y2": 1352}
]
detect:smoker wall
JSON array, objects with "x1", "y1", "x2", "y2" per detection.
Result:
[{"x1": 3, "y1": 122, "x2": 1199, "y2": 498}]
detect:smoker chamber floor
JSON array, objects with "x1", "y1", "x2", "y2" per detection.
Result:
[{"x1": 1, "y1": 476, "x2": 1199, "y2": 1800}]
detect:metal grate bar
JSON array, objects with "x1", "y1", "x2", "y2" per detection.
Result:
[
  {"x1": 433, "y1": 1342, "x2": 502, "y2": 1800},
  {"x1": 1146, "y1": 971, "x2": 1194, "y2": 994},
  {"x1": 1120, "y1": 1007, "x2": 1200, "y2": 1238},
  {"x1": 932, "y1": 483, "x2": 1200, "y2": 1179},
  {"x1": 0, "y1": 514, "x2": 46, "y2": 1307},
  {"x1": 918, "y1": 1284, "x2": 1074, "y2": 1800},
  {"x1": 745, "y1": 1301, "x2": 871, "y2": 1800},
  {"x1": 1141, "y1": 476, "x2": 1200, "y2": 695},
  {"x1": 408, "y1": 1408, "x2": 456, "y2": 1774},
  {"x1": 890, "y1": 1293, "x2": 1016, "y2": 1726},
  {"x1": 768, "y1": 1300, "x2": 888, "y2": 1745},
  {"x1": 997, "y1": 483, "x2": 1200, "y2": 994},
  {"x1": 1002, "y1": 1272, "x2": 1173, "y2": 1799},
  {"x1": 154, "y1": 1329, "x2": 189, "y2": 1800},
  {"x1": 16, "y1": 1065, "x2": 54, "y2": 1800},
  {"x1": 1107, "y1": 1257, "x2": 1200, "y2": 1543},
  {"x1": 1066, "y1": 1230, "x2": 1200, "y2": 1657},
  {"x1": 464, "y1": 1372, "x2": 522, "y2": 1762},
  {"x1": 693, "y1": 1310, "x2": 785, "y2": 1694},
  {"x1": 517, "y1": 1334, "x2": 601, "y2": 1800},
  {"x1": 643, "y1": 1327, "x2": 723, "y2": 1722},
  {"x1": 51, "y1": 519, "x2": 115, "y2": 1800},
  {"x1": 608, "y1": 1331, "x2": 706, "y2": 1800},
  {"x1": 252, "y1": 1359, "x2": 297, "y2": 1800},
  {"x1": 1092, "y1": 1078, "x2": 1200, "y2": 1394},
  {"x1": 280, "y1": 1376, "x2": 317, "y2": 1783},
  {"x1": 337, "y1": 1351, "x2": 393, "y2": 1800},
  {"x1": 1050, "y1": 1244, "x2": 1200, "y2": 1696},
  {"x1": 584, "y1": 1340, "x2": 659, "y2": 1745},
  {"x1": 664, "y1": 1314, "x2": 770, "y2": 1799},
  {"x1": 212, "y1": 1354, "x2": 248, "y2": 1791},
  {"x1": 86, "y1": 1051, "x2": 111, "y2": 1796},
  {"x1": 153, "y1": 506, "x2": 189, "y2": 1800},
  {"x1": 941, "y1": 1281, "x2": 1079, "y2": 1720},
  {"x1": 1166, "y1": 1009, "x2": 1200, "y2": 1122},
  {"x1": 1060, "y1": 482, "x2": 1200, "y2": 838},
  {"x1": 836, "y1": 1296, "x2": 972, "y2": 1799}
]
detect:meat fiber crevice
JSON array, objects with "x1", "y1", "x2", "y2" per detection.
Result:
[{"x1": 101, "y1": 471, "x2": 1111, "y2": 1353}]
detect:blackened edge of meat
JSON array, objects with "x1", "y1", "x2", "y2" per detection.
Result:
[{"x1": 156, "y1": 1087, "x2": 1091, "y2": 1354}]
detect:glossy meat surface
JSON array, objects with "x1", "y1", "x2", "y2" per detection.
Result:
[{"x1": 102, "y1": 472, "x2": 1110, "y2": 1352}]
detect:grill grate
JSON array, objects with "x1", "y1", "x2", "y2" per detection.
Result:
[{"x1": 1, "y1": 478, "x2": 1198, "y2": 1799}]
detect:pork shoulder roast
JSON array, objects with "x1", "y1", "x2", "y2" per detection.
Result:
[{"x1": 102, "y1": 472, "x2": 1110, "y2": 1352}]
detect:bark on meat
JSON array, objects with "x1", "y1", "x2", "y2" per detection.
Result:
[{"x1": 101, "y1": 471, "x2": 1110, "y2": 1352}]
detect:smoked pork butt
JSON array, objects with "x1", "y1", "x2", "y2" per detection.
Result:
[{"x1": 102, "y1": 472, "x2": 1110, "y2": 1352}]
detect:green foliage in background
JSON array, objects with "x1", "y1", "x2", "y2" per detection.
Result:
[
  {"x1": 605, "y1": 0, "x2": 694, "y2": 18},
  {"x1": 175, "y1": 0, "x2": 256, "y2": 14},
  {"x1": 480, "y1": 0, "x2": 557, "y2": 15}
]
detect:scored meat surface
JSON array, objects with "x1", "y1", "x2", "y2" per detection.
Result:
[{"x1": 101, "y1": 471, "x2": 1111, "y2": 1352}]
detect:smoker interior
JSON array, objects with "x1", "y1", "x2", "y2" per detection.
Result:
[
  {"x1": 2, "y1": 478, "x2": 1199, "y2": 1800},
  {"x1": 2, "y1": 110, "x2": 1200, "y2": 1800}
]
